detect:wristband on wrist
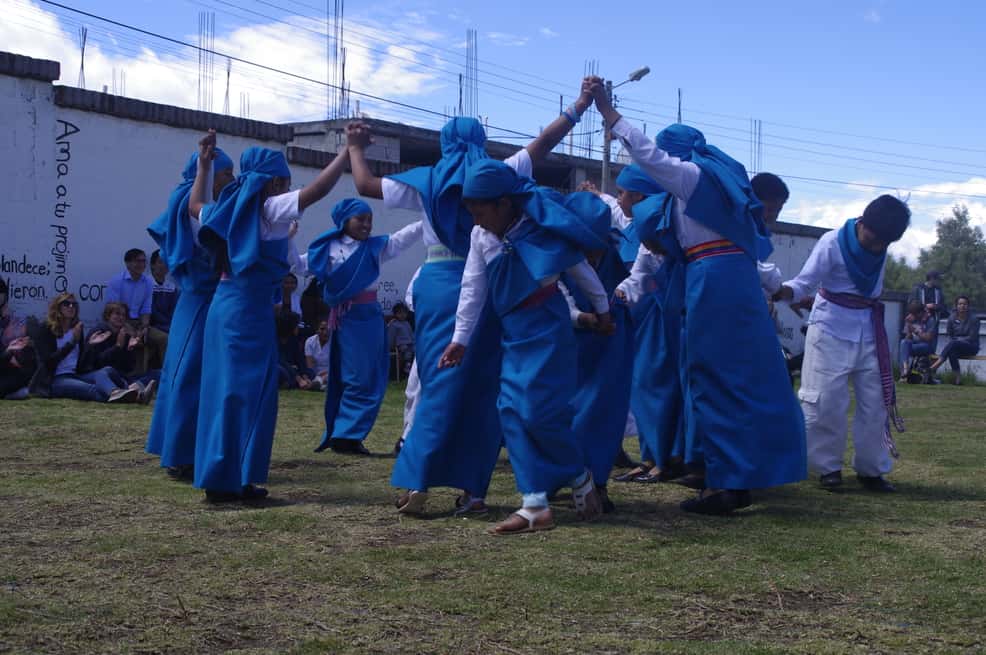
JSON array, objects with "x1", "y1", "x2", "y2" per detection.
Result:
[
  {"x1": 566, "y1": 103, "x2": 584, "y2": 122},
  {"x1": 561, "y1": 110, "x2": 577, "y2": 126}
]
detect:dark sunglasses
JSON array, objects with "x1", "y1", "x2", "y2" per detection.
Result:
[{"x1": 60, "y1": 300, "x2": 79, "y2": 308}]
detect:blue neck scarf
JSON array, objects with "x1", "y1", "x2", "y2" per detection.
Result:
[
  {"x1": 657, "y1": 124, "x2": 772, "y2": 261},
  {"x1": 462, "y1": 159, "x2": 607, "y2": 253},
  {"x1": 306, "y1": 197, "x2": 386, "y2": 306},
  {"x1": 837, "y1": 218, "x2": 885, "y2": 297},
  {"x1": 147, "y1": 148, "x2": 233, "y2": 271},
  {"x1": 388, "y1": 117, "x2": 489, "y2": 257},
  {"x1": 199, "y1": 147, "x2": 291, "y2": 275}
]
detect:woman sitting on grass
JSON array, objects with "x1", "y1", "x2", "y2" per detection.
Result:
[
  {"x1": 930, "y1": 295, "x2": 981, "y2": 385},
  {"x1": 35, "y1": 293, "x2": 140, "y2": 404},
  {"x1": 83, "y1": 301, "x2": 157, "y2": 402}
]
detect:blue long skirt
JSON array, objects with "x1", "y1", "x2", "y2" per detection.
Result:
[
  {"x1": 145, "y1": 286, "x2": 214, "y2": 467},
  {"x1": 315, "y1": 301, "x2": 388, "y2": 448},
  {"x1": 194, "y1": 274, "x2": 280, "y2": 493},
  {"x1": 390, "y1": 260, "x2": 502, "y2": 495},
  {"x1": 499, "y1": 292, "x2": 584, "y2": 494},
  {"x1": 572, "y1": 302, "x2": 634, "y2": 484},
  {"x1": 684, "y1": 253, "x2": 806, "y2": 489}
]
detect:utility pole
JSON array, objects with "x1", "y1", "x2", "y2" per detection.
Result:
[{"x1": 600, "y1": 79, "x2": 613, "y2": 194}]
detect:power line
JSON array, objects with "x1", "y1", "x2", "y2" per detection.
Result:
[{"x1": 781, "y1": 175, "x2": 986, "y2": 200}]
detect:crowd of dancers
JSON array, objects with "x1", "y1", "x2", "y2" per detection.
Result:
[{"x1": 143, "y1": 77, "x2": 912, "y2": 535}]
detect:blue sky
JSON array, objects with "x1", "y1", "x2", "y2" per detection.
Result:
[{"x1": 5, "y1": 0, "x2": 986, "y2": 261}]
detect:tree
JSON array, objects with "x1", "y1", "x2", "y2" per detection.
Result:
[
  {"x1": 916, "y1": 205, "x2": 986, "y2": 311},
  {"x1": 883, "y1": 254, "x2": 921, "y2": 296}
]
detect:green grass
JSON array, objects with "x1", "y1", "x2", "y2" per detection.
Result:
[{"x1": 1, "y1": 383, "x2": 985, "y2": 654}]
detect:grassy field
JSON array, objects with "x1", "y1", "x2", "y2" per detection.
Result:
[{"x1": 1, "y1": 382, "x2": 985, "y2": 654}]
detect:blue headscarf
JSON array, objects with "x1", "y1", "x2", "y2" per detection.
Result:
[
  {"x1": 563, "y1": 191, "x2": 621, "y2": 248},
  {"x1": 388, "y1": 117, "x2": 488, "y2": 257},
  {"x1": 614, "y1": 165, "x2": 668, "y2": 262},
  {"x1": 307, "y1": 199, "x2": 388, "y2": 306},
  {"x1": 462, "y1": 159, "x2": 607, "y2": 252},
  {"x1": 616, "y1": 165, "x2": 666, "y2": 196},
  {"x1": 657, "y1": 123, "x2": 772, "y2": 261},
  {"x1": 837, "y1": 218, "x2": 885, "y2": 297},
  {"x1": 147, "y1": 148, "x2": 234, "y2": 271},
  {"x1": 633, "y1": 192, "x2": 675, "y2": 246},
  {"x1": 199, "y1": 147, "x2": 292, "y2": 275}
]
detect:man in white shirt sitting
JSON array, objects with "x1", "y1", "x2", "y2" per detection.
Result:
[{"x1": 303, "y1": 319, "x2": 330, "y2": 391}]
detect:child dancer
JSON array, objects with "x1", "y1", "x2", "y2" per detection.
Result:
[
  {"x1": 775, "y1": 196, "x2": 910, "y2": 492},
  {"x1": 307, "y1": 198, "x2": 422, "y2": 455},
  {"x1": 145, "y1": 146, "x2": 234, "y2": 480},
  {"x1": 189, "y1": 131, "x2": 349, "y2": 502},
  {"x1": 438, "y1": 159, "x2": 611, "y2": 535}
]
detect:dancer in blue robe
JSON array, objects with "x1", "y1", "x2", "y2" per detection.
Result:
[
  {"x1": 307, "y1": 198, "x2": 422, "y2": 455},
  {"x1": 188, "y1": 131, "x2": 350, "y2": 502},
  {"x1": 145, "y1": 147, "x2": 234, "y2": 479},
  {"x1": 438, "y1": 160, "x2": 613, "y2": 535},
  {"x1": 558, "y1": 192, "x2": 633, "y2": 512},
  {"x1": 344, "y1": 97, "x2": 592, "y2": 516},
  {"x1": 591, "y1": 79, "x2": 806, "y2": 515}
]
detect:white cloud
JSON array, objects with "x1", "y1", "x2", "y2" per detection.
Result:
[
  {"x1": 864, "y1": 9, "x2": 882, "y2": 23},
  {"x1": 487, "y1": 31, "x2": 529, "y2": 47},
  {"x1": 1, "y1": 1, "x2": 446, "y2": 124},
  {"x1": 783, "y1": 177, "x2": 986, "y2": 264},
  {"x1": 539, "y1": 27, "x2": 559, "y2": 39}
]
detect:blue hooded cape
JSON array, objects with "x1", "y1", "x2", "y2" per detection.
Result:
[
  {"x1": 388, "y1": 117, "x2": 489, "y2": 257},
  {"x1": 615, "y1": 164, "x2": 668, "y2": 263},
  {"x1": 147, "y1": 148, "x2": 234, "y2": 272},
  {"x1": 199, "y1": 147, "x2": 292, "y2": 275},
  {"x1": 657, "y1": 124, "x2": 772, "y2": 261}
]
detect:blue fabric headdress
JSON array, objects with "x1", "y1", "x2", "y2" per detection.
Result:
[
  {"x1": 657, "y1": 123, "x2": 772, "y2": 261},
  {"x1": 147, "y1": 148, "x2": 234, "y2": 271},
  {"x1": 563, "y1": 191, "x2": 620, "y2": 247},
  {"x1": 308, "y1": 198, "x2": 387, "y2": 306},
  {"x1": 614, "y1": 165, "x2": 668, "y2": 262},
  {"x1": 199, "y1": 147, "x2": 292, "y2": 275},
  {"x1": 837, "y1": 218, "x2": 885, "y2": 297},
  {"x1": 462, "y1": 159, "x2": 607, "y2": 253},
  {"x1": 388, "y1": 117, "x2": 489, "y2": 257},
  {"x1": 616, "y1": 165, "x2": 666, "y2": 196}
]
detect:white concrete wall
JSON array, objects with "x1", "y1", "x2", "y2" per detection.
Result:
[{"x1": 1, "y1": 74, "x2": 423, "y2": 326}]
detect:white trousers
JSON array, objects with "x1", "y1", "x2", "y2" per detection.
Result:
[
  {"x1": 623, "y1": 411, "x2": 638, "y2": 438},
  {"x1": 401, "y1": 359, "x2": 420, "y2": 442},
  {"x1": 798, "y1": 325, "x2": 892, "y2": 477}
]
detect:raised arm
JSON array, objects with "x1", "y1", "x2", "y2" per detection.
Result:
[
  {"x1": 346, "y1": 122, "x2": 384, "y2": 199},
  {"x1": 188, "y1": 130, "x2": 217, "y2": 219},
  {"x1": 381, "y1": 221, "x2": 424, "y2": 263},
  {"x1": 523, "y1": 84, "x2": 593, "y2": 166},
  {"x1": 298, "y1": 147, "x2": 350, "y2": 211}
]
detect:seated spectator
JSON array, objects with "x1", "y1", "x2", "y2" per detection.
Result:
[
  {"x1": 105, "y1": 248, "x2": 153, "y2": 374},
  {"x1": 930, "y1": 295, "x2": 981, "y2": 385},
  {"x1": 275, "y1": 273, "x2": 303, "y2": 318},
  {"x1": 83, "y1": 302, "x2": 158, "y2": 401},
  {"x1": 898, "y1": 300, "x2": 938, "y2": 381},
  {"x1": 304, "y1": 319, "x2": 330, "y2": 390},
  {"x1": 1, "y1": 278, "x2": 38, "y2": 400},
  {"x1": 300, "y1": 278, "x2": 329, "y2": 339},
  {"x1": 34, "y1": 293, "x2": 141, "y2": 403},
  {"x1": 910, "y1": 270, "x2": 948, "y2": 320},
  {"x1": 387, "y1": 302, "x2": 415, "y2": 376},
  {"x1": 148, "y1": 249, "x2": 179, "y2": 363},
  {"x1": 276, "y1": 310, "x2": 315, "y2": 390}
]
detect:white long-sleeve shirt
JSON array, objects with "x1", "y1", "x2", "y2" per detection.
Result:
[
  {"x1": 319, "y1": 221, "x2": 424, "y2": 293},
  {"x1": 783, "y1": 227, "x2": 883, "y2": 343},
  {"x1": 758, "y1": 260, "x2": 783, "y2": 296},
  {"x1": 261, "y1": 190, "x2": 303, "y2": 240},
  {"x1": 599, "y1": 193, "x2": 631, "y2": 231},
  {"x1": 451, "y1": 219, "x2": 609, "y2": 346},
  {"x1": 381, "y1": 149, "x2": 532, "y2": 251},
  {"x1": 610, "y1": 118, "x2": 727, "y2": 251},
  {"x1": 616, "y1": 245, "x2": 665, "y2": 305}
]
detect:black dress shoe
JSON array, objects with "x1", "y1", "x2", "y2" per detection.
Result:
[
  {"x1": 673, "y1": 473, "x2": 707, "y2": 490},
  {"x1": 857, "y1": 475, "x2": 896, "y2": 493},
  {"x1": 680, "y1": 489, "x2": 752, "y2": 515},
  {"x1": 819, "y1": 470, "x2": 843, "y2": 490},
  {"x1": 330, "y1": 439, "x2": 371, "y2": 456},
  {"x1": 597, "y1": 486, "x2": 616, "y2": 514},
  {"x1": 167, "y1": 464, "x2": 194, "y2": 481}
]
